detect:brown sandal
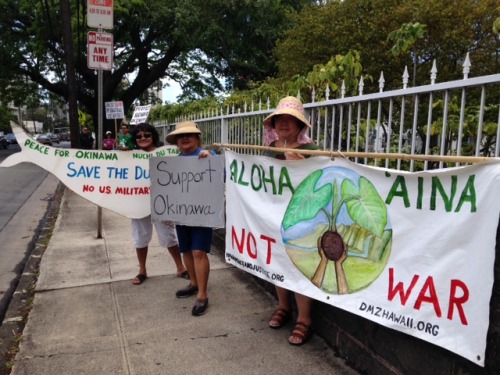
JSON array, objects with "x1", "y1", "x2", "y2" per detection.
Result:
[
  {"x1": 268, "y1": 308, "x2": 291, "y2": 329},
  {"x1": 288, "y1": 322, "x2": 313, "y2": 345}
]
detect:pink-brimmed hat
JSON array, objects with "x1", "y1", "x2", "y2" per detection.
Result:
[
  {"x1": 263, "y1": 96, "x2": 311, "y2": 129},
  {"x1": 263, "y1": 96, "x2": 312, "y2": 146}
]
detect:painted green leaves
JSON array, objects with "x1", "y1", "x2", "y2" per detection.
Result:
[
  {"x1": 283, "y1": 169, "x2": 387, "y2": 238},
  {"x1": 283, "y1": 170, "x2": 331, "y2": 230},
  {"x1": 342, "y1": 177, "x2": 387, "y2": 237}
]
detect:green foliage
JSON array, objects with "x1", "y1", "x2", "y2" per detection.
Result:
[
  {"x1": 273, "y1": 0, "x2": 499, "y2": 91},
  {"x1": 303, "y1": 50, "x2": 368, "y2": 100},
  {"x1": 388, "y1": 22, "x2": 427, "y2": 57}
]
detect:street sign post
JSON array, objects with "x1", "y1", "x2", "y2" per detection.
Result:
[
  {"x1": 87, "y1": 0, "x2": 113, "y2": 29},
  {"x1": 87, "y1": 0, "x2": 114, "y2": 239}
]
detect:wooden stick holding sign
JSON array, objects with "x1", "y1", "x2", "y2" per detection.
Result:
[{"x1": 214, "y1": 143, "x2": 499, "y2": 164}]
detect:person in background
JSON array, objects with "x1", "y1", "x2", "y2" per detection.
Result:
[
  {"x1": 263, "y1": 96, "x2": 319, "y2": 346},
  {"x1": 116, "y1": 122, "x2": 135, "y2": 150},
  {"x1": 166, "y1": 121, "x2": 216, "y2": 316},
  {"x1": 103, "y1": 131, "x2": 115, "y2": 150},
  {"x1": 129, "y1": 122, "x2": 188, "y2": 285},
  {"x1": 80, "y1": 127, "x2": 94, "y2": 150}
]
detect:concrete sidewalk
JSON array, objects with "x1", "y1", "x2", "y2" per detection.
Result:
[{"x1": 9, "y1": 188, "x2": 358, "y2": 375}]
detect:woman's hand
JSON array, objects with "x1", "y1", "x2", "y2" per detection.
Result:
[
  {"x1": 284, "y1": 151, "x2": 305, "y2": 160},
  {"x1": 198, "y1": 150, "x2": 211, "y2": 158}
]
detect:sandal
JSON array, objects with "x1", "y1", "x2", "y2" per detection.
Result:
[
  {"x1": 176, "y1": 270, "x2": 190, "y2": 279},
  {"x1": 288, "y1": 322, "x2": 313, "y2": 346},
  {"x1": 268, "y1": 308, "x2": 291, "y2": 329},
  {"x1": 132, "y1": 274, "x2": 147, "y2": 285}
]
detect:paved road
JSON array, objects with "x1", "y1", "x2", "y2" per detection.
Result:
[{"x1": 0, "y1": 143, "x2": 60, "y2": 322}]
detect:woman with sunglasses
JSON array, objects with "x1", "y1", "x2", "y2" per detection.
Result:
[
  {"x1": 128, "y1": 123, "x2": 188, "y2": 285},
  {"x1": 166, "y1": 121, "x2": 216, "y2": 316}
]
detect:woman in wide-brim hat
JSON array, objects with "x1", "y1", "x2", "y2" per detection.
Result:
[
  {"x1": 166, "y1": 121, "x2": 216, "y2": 316},
  {"x1": 166, "y1": 121, "x2": 201, "y2": 145},
  {"x1": 263, "y1": 95, "x2": 317, "y2": 160},
  {"x1": 264, "y1": 96, "x2": 318, "y2": 345}
]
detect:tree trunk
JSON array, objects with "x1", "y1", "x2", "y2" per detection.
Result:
[{"x1": 60, "y1": 0, "x2": 80, "y2": 148}]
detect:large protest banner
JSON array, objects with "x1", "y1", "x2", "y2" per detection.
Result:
[
  {"x1": 0, "y1": 124, "x2": 178, "y2": 218},
  {"x1": 149, "y1": 156, "x2": 225, "y2": 228},
  {"x1": 224, "y1": 150, "x2": 500, "y2": 366}
]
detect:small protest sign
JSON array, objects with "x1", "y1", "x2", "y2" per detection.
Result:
[
  {"x1": 149, "y1": 156, "x2": 225, "y2": 228},
  {"x1": 129, "y1": 105, "x2": 152, "y2": 125},
  {"x1": 105, "y1": 101, "x2": 124, "y2": 119}
]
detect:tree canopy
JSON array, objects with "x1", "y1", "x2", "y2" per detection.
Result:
[
  {"x1": 0, "y1": 0, "x2": 310, "y2": 126},
  {"x1": 273, "y1": 0, "x2": 499, "y2": 91}
]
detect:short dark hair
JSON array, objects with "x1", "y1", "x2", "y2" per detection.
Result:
[{"x1": 131, "y1": 123, "x2": 160, "y2": 147}]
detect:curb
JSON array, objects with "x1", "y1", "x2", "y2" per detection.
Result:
[{"x1": 0, "y1": 183, "x2": 65, "y2": 375}]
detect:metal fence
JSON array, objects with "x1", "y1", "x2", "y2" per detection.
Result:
[{"x1": 154, "y1": 55, "x2": 500, "y2": 172}]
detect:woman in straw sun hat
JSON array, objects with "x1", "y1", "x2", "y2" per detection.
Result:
[
  {"x1": 263, "y1": 95, "x2": 318, "y2": 159},
  {"x1": 263, "y1": 96, "x2": 319, "y2": 345},
  {"x1": 167, "y1": 121, "x2": 216, "y2": 316}
]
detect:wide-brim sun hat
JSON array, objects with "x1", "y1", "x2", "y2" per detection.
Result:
[
  {"x1": 166, "y1": 121, "x2": 201, "y2": 144},
  {"x1": 263, "y1": 96, "x2": 311, "y2": 129}
]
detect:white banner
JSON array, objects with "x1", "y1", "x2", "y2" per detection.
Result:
[
  {"x1": 0, "y1": 124, "x2": 178, "y2": 219},
  {"x1": 224, "y1": 150, "x2": 500, "y2": 366}
]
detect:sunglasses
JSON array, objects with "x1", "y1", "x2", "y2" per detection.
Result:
[
  {"x1": 177, "y1": 133, "x2": 197, "y2": 139},
  {"x1": 136, "y1": 133, "x2": 152, "y2": 140}
]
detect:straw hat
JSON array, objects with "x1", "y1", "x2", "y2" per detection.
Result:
[
  {"x1": 263, "y1": 96, "x2": 311, "y2": 129},
  {"x1": 166, "y1": 121, "x2": 201, "y2": 144}
]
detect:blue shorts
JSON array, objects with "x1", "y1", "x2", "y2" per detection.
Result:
[{"x1": 176, "y1": 225, "x2": 213, "y2": 253}]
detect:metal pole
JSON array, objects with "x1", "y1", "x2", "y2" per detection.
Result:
[{"x1": 97, "y1": 50, "x2": 103, "y2": 238}]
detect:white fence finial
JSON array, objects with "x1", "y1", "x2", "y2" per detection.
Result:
[
  {"x1": 359, "y1": 76, "x2": 364, "y2": 96},
  {"x1": 325, "y1": 84, "x2": 330, "y2": 100},
  {"x1": 379, "y1": 72, "x2": 385, "y2": 93},
  {"x1": 403, "y1": 66, "x2": 409, "y2": 89},
  {"x1": 463, "y1": 52, "x2": 471, "y2": 79},
  {"x1": 341, "y1": 80, "x2": 346, "y2": 98},
  {"x1": 430, "y1": 60, "x2": 437, "y2": 84}
]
